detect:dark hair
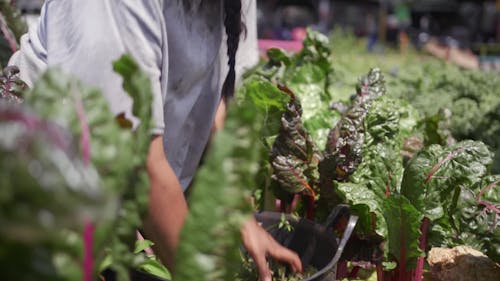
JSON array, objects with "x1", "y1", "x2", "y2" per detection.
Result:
[{"x1": 221, "y1": 0, "x2": 242, "y2": 100}]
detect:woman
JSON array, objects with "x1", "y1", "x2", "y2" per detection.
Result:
[{"x1": 9, "y1": 0, "x2": 302, "y2": 280}]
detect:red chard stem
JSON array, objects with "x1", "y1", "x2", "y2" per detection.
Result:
[
  {"x1": 415, "y1": 217, "x2": 430, "y2": 281},
  {"x1": 425, "y1": 147, "x2": 465, "y2": 184}
]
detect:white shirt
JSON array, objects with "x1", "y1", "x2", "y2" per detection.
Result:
[{"x1": 9, "y1": 0, "x2": 258, "y2": 189}]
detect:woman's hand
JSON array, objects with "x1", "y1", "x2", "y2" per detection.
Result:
[{"x1": 241, "y1": 217, "x2": 303, "y2": 281}]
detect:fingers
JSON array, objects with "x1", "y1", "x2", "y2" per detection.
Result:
[
  {"x1": 241, "y1": 218, "x2": 272, "y2": 281},
  {"x1": 249, "y1": 249, "x2": 272, "y2": 281},
  {"x1": 267, "y1": 241, "x2": 303, "y2": 273},
  {"x1": 241, "y1": 217, "x2": 303, "y2": 280}
]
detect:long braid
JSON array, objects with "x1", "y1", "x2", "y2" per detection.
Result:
[{"x1": 221, "y1": 0, "x2": 242, "y2": 100}]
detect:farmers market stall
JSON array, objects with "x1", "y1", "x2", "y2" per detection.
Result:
[{"x1": 1, "y1": 2, "x2": 499, "y2": 280}]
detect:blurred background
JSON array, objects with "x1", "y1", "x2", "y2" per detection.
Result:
[
  {"x1": 257, "y1": 0, "x2": 499, "y2": 44},
  {"x1": 0, "y1": 1, "x2": 499, "y2": 280},
  {"x1": 4, "y1": 0, "x2": 500, "y2": 71},
  {"x1": 255, "y1": 0, "x2": 500, "y2": 71},
  {"x1": 2, "y1": 0, "x2": 499, "y2": 171}
]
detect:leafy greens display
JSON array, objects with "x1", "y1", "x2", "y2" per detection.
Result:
[
  {"x1": 239, "y1": 29, "x2": 499, "y2": 281},
  {"x1": 0, "y1": 55, "x2": 164, "y2": 281}
]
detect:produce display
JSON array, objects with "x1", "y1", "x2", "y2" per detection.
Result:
[
  {"x1": 0, "y1": 56, "x2": 170, "y2": 281},
  {"x1": 326, "y1": 29, "x2": 500, "y2": 173},
  {"x1": 176, "y1": 30, "x2": 498, "y2": 281},
  {"x1": 0, "y1": 18, "x2": 498, "y2": 281}
]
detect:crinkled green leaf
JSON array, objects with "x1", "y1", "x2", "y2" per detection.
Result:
[
  {"x1": 383, "y1": 195, "x2": 423, "y2": 271},
  {"x1": 294, "y1": 29, "x2": 332, "y2": 76},
  {"x1": 352, "y1": 144, "x2": 403, "y2": 199},
  {"x1": 241, "y1": 77, "x2": 288, "y2": 111},
  {"x1": 336, "y1": 182, "x2": 386, "y2": 238},
  {"x1": 350, "y1": 96, "x2": 418, "y2": 198},
  {"x1": 0, "y1": 65, "x2": 27, "y2": 103},
  {"x1": 364, "y1": 96, "x2": 418, "y2": 148},
  {"x1": 426, "y1": 216, "x2": 455, "y2": 250},
  {"x1": 452, "y1": 176, "x2": 499, "y2": 261},
  {"x1": 418, "y1": 108, "x2": 456, "y2": 147},
  {"x1": 175, "y1": 92, "x2": 263, "y2": 281},
  {"x1": 238, "y1": 77, "x2": 289, "y2": 138},
  {"x1": 401, "y1": 140, "x2": 493, "y2": 221},
  {"x1": 269, "y1": 86, "x2": 321, "y2": 215},
  {"x1": 288, "y1": 63, "x2": 338, "y2": 148},
  {"x1": 321, "y1": 68, "x2": 386, "y2": 182}
]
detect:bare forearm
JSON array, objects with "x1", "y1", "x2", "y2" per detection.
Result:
[
  {"x1": 210, "y1": 99, "x2": 226, "y2": 137},
  {"x1": 143, "y1": 136, "x2": 188, "y2": 271}
]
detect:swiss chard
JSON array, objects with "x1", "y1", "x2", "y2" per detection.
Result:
[
  {"x1": 269, "y1": 85, "x2": 322, "y2": 218},
  {"x1": 321, "y1": 68, "x2": 386, "y2": 183},
  {"x1": 0, "y1": 1, "x2": 26, "y2": 65},
  {"x1": 175, "y1": 82, "x2": 266, "y2": 281},
  {"x1": 382, "y1": 195, "x2": 424, "y2": 280},
  {"x1": 452, "y1": 175, "x2": 499, "y2": 261},
  {"x1": 1, "y1": 54, "x2": 160, "y2": 281},
  {"x1": 400, "y1": 140, "x2": 495, "y2": 280},
  {"x1": 0, "y1": 65, "x2": 26, "y2": 103}
]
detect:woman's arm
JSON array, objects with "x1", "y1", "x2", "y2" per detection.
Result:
[
  {"x1": 211, "y1": 99, "x2": 227, "y2": 136},
  {"x1": 146, "y1": 98, "x2": 302, "y2": 279},
  {"x1": 142, "y1": 136, "x2": 188, "y2": 271}
]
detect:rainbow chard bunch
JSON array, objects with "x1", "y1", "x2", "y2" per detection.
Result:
[
  {"x1": 270, "y1": 85, "x2": 323, "y2": 218},
  {"x1": 243, "y1": 29, "x2": 498, "y2": 280},
  {"x1": 319, "y1": 68, "x2": 386, "y2": 209},
  {"x1": 322, "y1": 67, "x2": 386, "y2": 181},
  {"x1": 0, "y1": 55, "x2": 163, "y2": 281},
  {"x1": 269, "y1": 68, "x2": 393, "y2": 223},
  {"x1": 266, "y1": 67, "x2": 427, "y2": 277}
]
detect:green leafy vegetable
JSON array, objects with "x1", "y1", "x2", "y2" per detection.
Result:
[
  {"x1": 320, "y1": 68, "x2": 386, "y2": 183},
  {"x1": 175, "y1": 87, "x2": 268, "y2": 281},
  {"x1": 0, "y1": 54, "x2": 159, "y2": 281},
  {"x1": 382, "y1": 195, "x2": 423, "y2": 276},
  {"x1": 0, "y1": 65, "x2": 26, "y2": 103},
  {"x1": 453, "y1": 176, "x2": 499, "y2": 261},
  {"x1": 401, "y1": 140, "x2": 492, "y2": 221},
  {"x1": 270, "y1": 86, "x2": 321, "y2": 195}
]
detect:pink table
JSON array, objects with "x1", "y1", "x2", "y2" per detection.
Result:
[{"x1": 258, "y1": 39, "x2": 303, "y2": 56}]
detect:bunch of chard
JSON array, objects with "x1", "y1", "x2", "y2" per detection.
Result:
[
  {"x1": 0, "y1": 55, "x2": 162, "y2": 281},
  {"x1": 270, "y1": 85, "x2": 323, "y2": 219},
  {"x1": 245, "y1": 29, "x2": 499, "y2": 281},
  {"x1": 318, "y1": 68, "x2": 386, "y2": 212}
]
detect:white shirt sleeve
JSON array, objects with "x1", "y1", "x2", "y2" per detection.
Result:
[{"x1": 12, "y1": 0, "x2": 166, "y2": 134}]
